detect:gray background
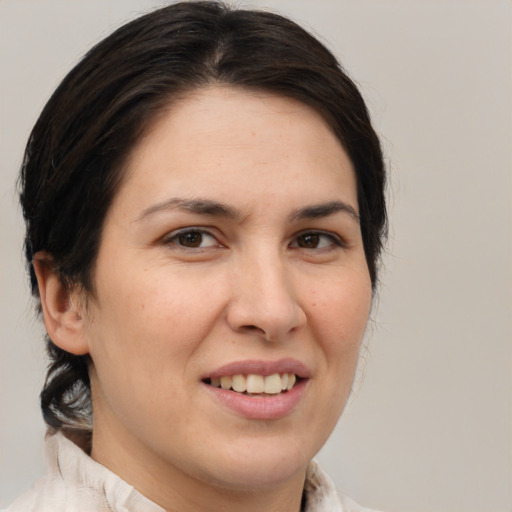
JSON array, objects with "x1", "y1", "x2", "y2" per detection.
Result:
[{"x1": 1, "y1": 1, "x2": 511, "y2": 511}]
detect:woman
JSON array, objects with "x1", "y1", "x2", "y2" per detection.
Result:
[{"x1": 7, "y1": 2, "x2": 386, "y2": 511}]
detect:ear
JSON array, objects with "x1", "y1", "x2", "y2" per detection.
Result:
[{"x1": 33, "y1": 251, "x2": 90, "y2": 356}]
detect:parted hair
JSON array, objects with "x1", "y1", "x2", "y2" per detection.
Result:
[{"x1": 20, "y1": 1, "x2": 387, "y2": 434}]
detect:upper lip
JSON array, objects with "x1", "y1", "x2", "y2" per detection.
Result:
[{"x1": 204, "y1": 358, "x2": 311, "y2": 380}]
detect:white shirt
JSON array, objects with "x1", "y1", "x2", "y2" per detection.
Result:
[{"x1": 5, "y1": 433, "x2": 379, "y2": 512}]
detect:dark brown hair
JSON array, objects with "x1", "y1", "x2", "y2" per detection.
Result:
[{"x1": 20, "y1": 1, "x2": 387, "y2": 433}]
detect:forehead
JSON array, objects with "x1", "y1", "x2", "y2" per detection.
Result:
[{"x1": 113, "y1": 85, "x2": 357, "y2": 218}]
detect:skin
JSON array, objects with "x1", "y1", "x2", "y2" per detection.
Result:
[{"x1": 36, "y1": 86, "x2": 372, "y2": 512}]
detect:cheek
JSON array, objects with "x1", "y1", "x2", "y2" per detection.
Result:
[
  {"x1": 86, "y1": 264, "x2": 226, "y2": 377},
  {"x1": 308, "y1": 273, "x2": 372, "y2": 351},
  {"x1": 300, "y1": 276, "x2": 372, "y2": 451}
]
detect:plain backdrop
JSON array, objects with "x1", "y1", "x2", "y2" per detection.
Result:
[{"x1": 1, "y1": 1, "x2": 511, "y2": 511}]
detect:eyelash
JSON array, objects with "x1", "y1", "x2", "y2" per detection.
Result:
[
  {"x1": 162, "y1": 228, "x2": 222, "y2": 249},
  {"x1": 291, "y1": 231, "x2": 346, "y2": 250},
  {"x1": 162, "y1": 228, "x2": 346, "y2": 251}
]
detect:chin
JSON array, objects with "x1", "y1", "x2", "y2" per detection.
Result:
[
  {"x1": 206, "y1": 460, "x2": 307, "y2": 492},
  {"x1": 196, "y1": 434, "x2": 315, "y2": 491}
]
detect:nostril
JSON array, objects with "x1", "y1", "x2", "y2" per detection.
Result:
[{"x1": 243, "y1": 324, "x2": 266, "y2": 335}]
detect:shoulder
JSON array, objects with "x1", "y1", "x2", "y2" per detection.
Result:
[
  {"x1": 4, "y1": 432, "x2": 164, "y2": 512},
  {"x1": 3, "y1": 433, "x2": 109, "y2": 512},
  {"x1": 3, "y1": 473, "x2": 108, "y2": 512},
  {"x1": 338, "y1": 492, "x2": 382, "y2": 512},
  {"x1": 3, "y1": 477, "x2": 46, "y2": 512},
  {"x1": 305, "y1": 461, "x2": 383, "y2": 512}
]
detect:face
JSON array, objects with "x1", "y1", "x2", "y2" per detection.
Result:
[{"x1": 82, "y1": 86, "x2": 372, "y2": 502}]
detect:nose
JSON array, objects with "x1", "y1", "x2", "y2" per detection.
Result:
[{"x1": 226, "y1": 251, "x2": 306, "y2": 342}]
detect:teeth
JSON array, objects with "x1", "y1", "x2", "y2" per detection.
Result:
[
  {"x1": 232, "y1": 374, "x2": 246, "y2": 392},
  {"x1": 246, "y1": 374, "x2": 265, "y2": 393},
  {"x1": 287, "y1": 373, "x2": 296, "y2": 390},
  {"x1": 210, "y1": 373, "x2": 298, "y2": 394},
  {"x1": 220, "y1": 376, "x2": 232, "y2": 390},
  {"x1": 264, "y1": 373, "x2": 282, "y2": 394}
]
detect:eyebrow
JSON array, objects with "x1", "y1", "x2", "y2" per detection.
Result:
[
  {"x1": 136, "y1": 198, "x2": 241, "y2": 222},
  {"x1": 290, "y1": 201, "x2": 360, "y2": 223},
  {"x1": 136, "y1": 197, "x2": 359, "y2": 224}
]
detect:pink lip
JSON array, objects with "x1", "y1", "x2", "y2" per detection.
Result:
[
  {"x1": 202, "y1": 379, "x2": 308, "y2": 420},
  {"x1": 201, "y1": 358, "x2": 310, "y2": 420},
  {"x1": 205, "y1": 358, "x2": 311, "y2": 379}
]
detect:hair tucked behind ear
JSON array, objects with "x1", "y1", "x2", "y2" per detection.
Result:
[{"x1": 21, "y1": 1, "x2": 386, "y2": 433}]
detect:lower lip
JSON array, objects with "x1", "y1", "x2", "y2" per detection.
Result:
[{"x1": 203, "y1": 379, "x2": 308, "y2": 420}]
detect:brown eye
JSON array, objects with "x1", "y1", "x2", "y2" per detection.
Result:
[
  {"x1": 178, "y1": 231, "x2": 203, "y2": 247},
  {"x1": 292, "y1": 231, "x2": 342, "y2": 250},
  {"x1": 166, "y1": 229, "x2": 219, "y2": 249},
  {"x1": 296, "y1": 233, "x2": 320, "y2": 248}
]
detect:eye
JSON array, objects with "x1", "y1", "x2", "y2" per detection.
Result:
[
  {"x1": 164, "y1": 229, "x2": 220, "y2": 249},
  {"x1": 291, "y1": 231, "x2": 343, "y2": 250}
]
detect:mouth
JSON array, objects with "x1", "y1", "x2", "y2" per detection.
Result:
[
  {"x1": 203, "y1": 373, "x2": 299, "y2": 396},
  {"x1": 202, "y1": 360, "x2": 309, "y2": 419}
]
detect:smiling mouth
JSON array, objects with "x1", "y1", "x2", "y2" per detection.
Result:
[{"x1": 203, "y1": 373, "x2": 299, "y2": 395}]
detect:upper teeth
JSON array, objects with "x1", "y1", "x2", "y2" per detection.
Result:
[{"x1": 210, "y1": 373, "x2": 297, "y2": 394}]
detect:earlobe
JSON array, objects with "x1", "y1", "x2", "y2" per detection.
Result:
[{"x1": 33, "y1": 251, "x2": 90, "y2": 356}]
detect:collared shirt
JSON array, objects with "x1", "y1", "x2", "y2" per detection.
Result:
[{"x1": 5, "y1": 433, "x2": 379, "y2": 512}]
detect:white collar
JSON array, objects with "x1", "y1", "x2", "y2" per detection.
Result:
[{"x1": 44, "y1": 432, "x2": 374, "y2": 512}]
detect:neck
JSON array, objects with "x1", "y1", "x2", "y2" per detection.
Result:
[
  {"x1": 90, "y1": 416, "x2": 307, "y2": 512},
  {"x1": 155, "y1": 477, "x2": 306, "y2": 512}
]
